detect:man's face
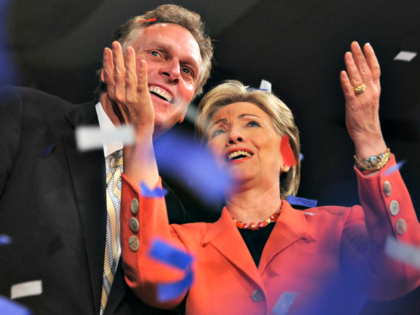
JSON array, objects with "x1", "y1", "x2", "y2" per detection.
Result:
[{"x1": 131, "y1": 23, "x2": 202, "y2": 136}]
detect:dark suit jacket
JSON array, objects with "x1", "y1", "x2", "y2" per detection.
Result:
[{"x1": 0, "y1": 86, "x2": 188, "y2": 315}]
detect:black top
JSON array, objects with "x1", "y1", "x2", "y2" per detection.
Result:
[{"x1": 238, "y1": 223, "x2": 276, "y2": 267}]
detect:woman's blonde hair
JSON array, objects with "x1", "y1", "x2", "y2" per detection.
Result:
[{"x1": 196, "y1": 80, "x2": 301, "y2": 199}]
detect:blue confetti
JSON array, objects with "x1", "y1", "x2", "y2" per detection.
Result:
[
  {"x1": 140, "y1": 182, "x2": 168, "y2": 198},
  {"x1": 0, "y1": 296, "x2": 31, "y2": 315},
  {"x1": 300, "y1": 153, "x2": 304, "y2": 161},
  {"x1": 158, "y1": 268, "x2": 193, "y2": 302},
  {"x1": 0, "y1": 234, "x2": 11, "y2": 246},
  {"x1": 149, "y1": 238, "x2": 194, "y2": 302},
  {"x1": 0, "y1": 0, "x2": 19, "y2": 86},
  {"x1": 149, "y1": 238, "x2": 193, "y2": 270},
  {"x1": 154, "y1": 130, "x2": 231, "y2": 205},
  {"x1": 39, "y1": 145, "x2": 54, "y2": 157},
  {"x1": 272, "y1": 292, "x2": 298, "y2": 315},
  {"x1": 287, "y1": 195, "x2": 317, "y2": 208},
  {"x1": 384, "y1": 160, "x2": 406, "y2": 175}
]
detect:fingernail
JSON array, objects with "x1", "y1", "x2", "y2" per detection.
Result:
[
  {"x1": 126, "y1": 47, "x2": 132, "y2": 55},
  {"x1": 355, "y1": 41, "x2": 361, "y2": 49}
]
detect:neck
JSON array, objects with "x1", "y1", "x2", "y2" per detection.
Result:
[
  {"x1": 226, "y1": 180, "x2": 282, "y2": 224},
  {"x1": 100, "y1": 93, "x2": 122, "y2": 127}
]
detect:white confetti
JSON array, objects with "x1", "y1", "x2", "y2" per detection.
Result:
[
  {"x1": 76, "y1": 125, "x2": 135, "y2": 151},
  {"x1": 272, "y1": 292, "x2": 298, "y2": 315},
  {"x1": 385, "y1": 235, "x2": 420, "y2": 270},
  {"x1": 11, "y1": 280, "x2": 43, "y2": 299},
  {"x1": 259, "y1": 80, "x2": 272, "y2": 93},
  {"x1": 394, "y1": 51, "x2": 417, "y2": 62}
]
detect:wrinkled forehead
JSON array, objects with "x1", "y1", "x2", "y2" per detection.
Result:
[
  {"x1": 210, "y1": 102, "x2": 269, "y2": 123},
  {"x1": 134, "y1": 24, "x2": 200, "y2": 54}
]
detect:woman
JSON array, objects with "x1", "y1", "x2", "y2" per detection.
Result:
[{"x1": 119, "y1": 42, "x2": 420, "y2": 314}]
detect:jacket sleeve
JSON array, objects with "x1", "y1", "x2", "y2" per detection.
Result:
[
  {"x1": 120, "y1": 173, "x2": 189, "y2": 309},
  {"x1": 340, "y1": 155, "x2": 420, "y2": 300},
  {"x1": 0, "y1": 87, "x2": 23, "y2": 199}
]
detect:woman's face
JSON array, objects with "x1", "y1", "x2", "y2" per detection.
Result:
[{"x1": 207, "y1": 102, "x2": 283, "y2": 186}]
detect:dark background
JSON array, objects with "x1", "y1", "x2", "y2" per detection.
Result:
[{"x1": 1, "y1": 0, "x2": 420, "y2": 314}]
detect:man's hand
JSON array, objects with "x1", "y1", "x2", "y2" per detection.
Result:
[
  {"x1": 102, "y1": 41, "x2": 154, "y2": 138},
  {"x1": 340, "y1": 42, "x2": 387, "y2": 159}
]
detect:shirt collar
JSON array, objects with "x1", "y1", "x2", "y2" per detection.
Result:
[{"x1": 95, "y1": 102, "x2": 123, "y2": 158}]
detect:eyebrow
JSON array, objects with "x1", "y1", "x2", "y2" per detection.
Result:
[
  {"x1": 140, "y1": 40, "x2": 201, "y2": 74},
  {"x1": 209, "y1": 113, "x2": 261, "y2": 129}
]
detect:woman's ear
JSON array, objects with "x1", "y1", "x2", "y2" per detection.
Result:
[{"x1": 280, "y1": 165, "x2": 290, "y2": 173}]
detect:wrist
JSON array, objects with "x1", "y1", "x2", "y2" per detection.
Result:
[{"x1": 354, "y1": 140, "x2": 387, "y2": 160}]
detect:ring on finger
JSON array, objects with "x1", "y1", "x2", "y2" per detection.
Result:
[{"x1": 352, "y1": 83, "x2": 366, "y2": 95}]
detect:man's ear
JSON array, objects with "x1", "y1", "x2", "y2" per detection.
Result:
[{"x1": 100, "y1": 69, "x2": 105, "y2": 83}]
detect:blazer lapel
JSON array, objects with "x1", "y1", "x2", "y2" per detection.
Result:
[
  {"x1": 62, "y1": 101, "x2": 107, "y2": 315},
  {"x1": 258, "y1": 201, "x2": 316, "y2": 274},
  {"x1": 203, "y1": 208, "x2": 264, "y2": 289}
]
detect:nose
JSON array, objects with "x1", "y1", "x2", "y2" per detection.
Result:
[
  {"x1": 160, "y1": 58, "x2": 180, "y2": 82},
  {"x1": 227, "y1": 129, "x2": 244, "y2": 145}
]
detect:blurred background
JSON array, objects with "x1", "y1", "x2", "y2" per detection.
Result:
[{"x1": 1, "y1": 0, "x2": 420, "y2": 313}]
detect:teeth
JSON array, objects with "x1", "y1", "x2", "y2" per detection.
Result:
[
  {"x1": 228, "y1": 150, "x2": 252, "y2": 161},
  {"x1": 148, "y1": 86, "x2": 172, "y2": 102}
]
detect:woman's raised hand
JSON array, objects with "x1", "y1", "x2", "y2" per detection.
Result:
[
  {"x1": 340, "y1": 42, "x2": 387, "y2": 159},
  {"x1": 102, "y1": 41, "x2": 155, "y2": 138}
]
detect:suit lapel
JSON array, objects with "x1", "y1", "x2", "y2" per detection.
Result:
[
  {"x1": 203, "y1": 208, "x2": 264, "y2": 289},
  {"x1": 258, "y1": 201, "x2": 316, "y2": 274},
  {"x1": 62, "y1": 101, "x2": 107, "y2": 315}
]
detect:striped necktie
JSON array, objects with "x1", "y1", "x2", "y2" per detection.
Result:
[{"x1": 100, "y1": 150, "x2": 123, "y2": 314}]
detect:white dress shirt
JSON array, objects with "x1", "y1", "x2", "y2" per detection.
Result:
[{"x1": 95, "y1": 102, "x2": 123, "y2": 172}]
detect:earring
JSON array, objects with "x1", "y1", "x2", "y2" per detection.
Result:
[{"x1": 281, "y1": 165, "x2": 290, "y2": 173}]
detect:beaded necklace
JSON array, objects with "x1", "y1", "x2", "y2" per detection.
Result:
[{"x1": 233, "y1": 209, "x2": 281, "y2": 231}]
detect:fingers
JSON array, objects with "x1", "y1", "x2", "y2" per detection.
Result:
[
  {"x1": 124, "y1": 46, "x2": 137, "y2": 106},
  {"x1": 136, "y1": 59, "x2": 149, "y2": 98},
  {"x1": 112, "y1": 41, "x2": 126, "y2": 104},
  {"x1": 340, "y1": 70, "x2": 357, "y2": 104},
  {"x1": 344, "y1": 51, "x2": 364, "y2": 89},
  {"x1": 102, "y1": 47, "x2": 115, "y2": 99},
  {"x1": 364, "y1": 43, "x2": 381, "y2": 87}
]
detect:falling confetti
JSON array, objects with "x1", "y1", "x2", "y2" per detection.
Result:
[
  {"x1": 0, "y1": 296, "x2": 31, "y2": 315},
  {"x1": 287, "y1": 195, "x2": 317, "y2": 208},
  {"x1": 140, "y1": 182, "x2": 168, "y2": 198},
  {"x1": 259, "y1": 80, "x2": 272, "y2": 93},
  {"x1": 149, "y1": 238, "x2": 193, "y2": 270},
  {"x1": 158, "y1": 268, "x2": 193, "y2": 302},
  {"x1": 0, "y1": 234, "x2": 12, "y2": 246},
  {"x1": 154, "y1": 130, "x2": 231, "y2": 205},
  {"x1": 384, "y1": 235, "x2": 420, "y2": 270},
  {"x1": 272, "y1": 292, "x2": 299, "y2": 315},
  {"x1": 11, "y1": 281, "x2": 42, "y2": 300},
  {"x1": 394, "y1": 51, "x2": 417, "y2": 62},
  {"x1": 149, "y1": 238, "x2": 194, "y2": 302},
  {"x1": 384, "y1": 160, "x2": 406, "y2": 175},
  {"x1": 75, "y1": 125, "x2": 135, "y2": 151},
  {"x1": 39, "y1": 145, "x2": 54, "y2": 157}
]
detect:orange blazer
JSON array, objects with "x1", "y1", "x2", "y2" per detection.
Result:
[{"x1": 121, "y1": 156, "x2": 420, "y2": 315}]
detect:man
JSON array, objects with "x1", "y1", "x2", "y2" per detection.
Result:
[{"x1": 0, "y1": 4, "x2": 212, "y2": 315}]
